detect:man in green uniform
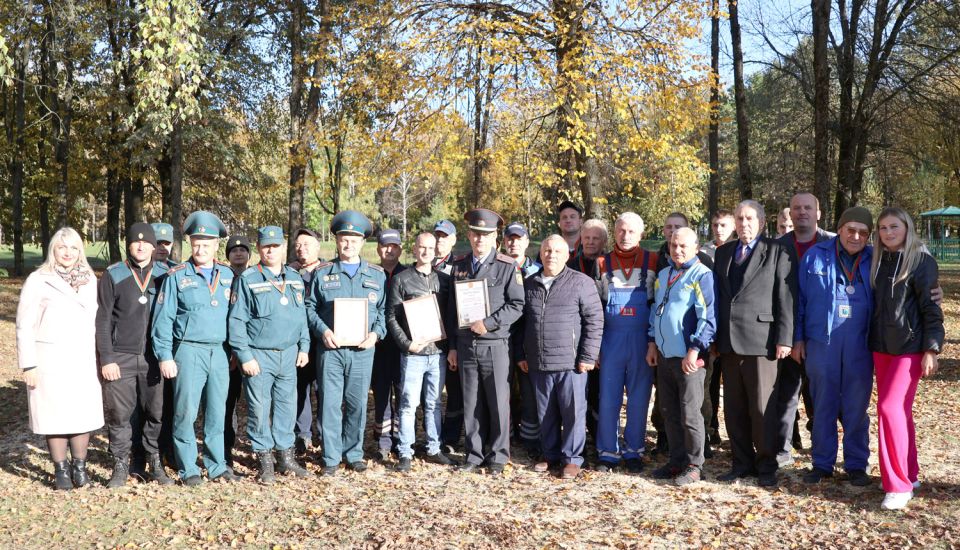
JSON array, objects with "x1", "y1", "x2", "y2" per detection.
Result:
[
  {"x1": 151, "y1": 223, "x2": 177, "y2": 269},
  {"x1": 151, "y1": 211, "x2": 236, "y2": 486},
  {"x1": 305, "y1": 210, "x2": 387, "y2": 476},
  {"x1": 228, "y1": 226, "x2": 312, "y2": 483}
]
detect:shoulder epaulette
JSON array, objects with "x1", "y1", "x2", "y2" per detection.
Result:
[
  {"x1": 495, "y1": 253, "x2": 516, "y2": 264},
  {"x1": 106, "y1": 262, "x2": 126, "y2": 272},
  {"x1": 240, "y1": 266, "x2": 259, "y2": 279},
  {"x1": 216, "y1": 259, "x2": 231, "y2": 267},
  {"x1": 368, "y1": 263, "x2": 384, "y2": 272},
  {"x1": 316, "y1": 261, "x2": 333, "y2": 269},
  {"x1": 167, "y1": 263, "x2": 188, "y2": 275}
]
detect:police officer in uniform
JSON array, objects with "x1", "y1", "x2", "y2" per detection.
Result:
[
  {"x1": 151, "y1": 211, "x2": 236, "y2": 485},
  {"x1": 228, "y1": 226, "x2": 312, "y2": 483},
  {"x1": 223, "y1": 235, "x2": 251, "y2": 471},
  {"x1": 432, "y1": 219, "x2": 464, "y2": 452},
  {"x1": 447, "y1": 209, "x2": 525, "y2": 475},
  {"x1": 96, "y1": 223, "x2": 174, "y2": 487},
  {"x1": 503, "y1": 222, "x2": 542, "y2": 457},
  {"x1": 305, "y1": 210, "x2": 387, "y2": 476},
  {"x1": 289, "y1": 228, "x2": 325, "y2": 455},
  {"x1": 372, "y1": 228, "x2": 407, "y2": 460}
]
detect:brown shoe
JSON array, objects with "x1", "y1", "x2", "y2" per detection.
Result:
[
  {"x1": 534, "y1": 461, "x2": 550, "y2": 473},
  {"x1": 561, "y1": 464, "x2": 581, "y2": 480}
]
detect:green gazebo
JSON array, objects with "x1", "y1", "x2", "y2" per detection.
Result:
[{"x1": 919, "y1": 206, "x2": 960, "y2": 261}]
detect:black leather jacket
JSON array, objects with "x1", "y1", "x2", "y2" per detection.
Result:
[{"x1": 869, "y1": 251, "x2": 944, "y2": 355}]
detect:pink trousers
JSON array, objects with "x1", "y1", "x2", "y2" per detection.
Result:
[{"x1": 873, "y1": 352, "x2": 922, "y2": 493}]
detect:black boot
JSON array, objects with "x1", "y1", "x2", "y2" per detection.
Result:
[
  {"x1": 71, "y1": 459, "x2": 90, "y2": 488},
  {"x1": 275, "y1": 448, "x2": 311, "y2": 477},
  {"x1": 129, "y1": 453, "x2": 147, "y2": 480},
  {"x1": 107, "y1": 457, "x2": 129, "y2": 489},
  {"x1": 53, "y1": 460, "x2": 73, "y2": 491},
  {"x1": 148, "y1": 453, "x2": 174, "y2": 486},
  {"x1": 256, "y1": 451, "x2": 276, "y2": 485}
]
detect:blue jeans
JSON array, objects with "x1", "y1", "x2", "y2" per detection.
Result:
[{"x1": 398, "y1": 353, "x2": 443, "y2": 458}]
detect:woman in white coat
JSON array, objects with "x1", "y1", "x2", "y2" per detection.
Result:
[{"x1": 16, "y1": 227, "x2": 103, "y2": 490}]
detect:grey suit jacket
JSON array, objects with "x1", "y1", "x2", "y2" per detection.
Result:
[{"x1": 713, "y1": 237, "x2": 796, "y2": 357}]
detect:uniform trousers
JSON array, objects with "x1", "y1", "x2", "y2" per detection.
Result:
[
  {"x1": 657, "y1": 356, "x2": 706, "y2": 468},
  {"x1": 319, "y1": 346, "x2": 375, "y2": 466},
  {"x1": 244, "y1": 345, "x2": 298, "y2": 452},
  {"x1": 372, "y1": 343, "x2": 402, "y2": 452},
  {"x1": 459, "y1": 340, "x2": 511, "y2": 466},
  {"x1": 103, "y1": 352, "x2": 165, "y2": 459},
  {"x1": 294, "y1": 346, "x2": 322, "y2": 443},
  {"x1": 874, "y1": 352, "x2": 922, "y2": 494},
  {"x1": 721, "y1": 353, "x2": 779, "y2": 475},
  {"x1": 223, "y1": 362, "x2": 243, "y2": 466},
  {"x1": 532, "y1": 369, "x2": 587, "y2": 466},
  {"x1": 171, "y1": 342, "x2": 230, "y2": 479}
]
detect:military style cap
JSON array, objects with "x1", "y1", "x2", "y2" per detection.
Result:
[
  {"x1": 557, "y1": 200, "x2": 583, "y2": 216},
  {"x1": 151, "y1": 222, "x2": 175, "y2": 243},
  {"x1": 504, "y1": 222, "x2": 528, "y2": 238},
  {"x1": 378, "y1": 228, "x2": 402, "y2": 246},
  {"x1": 295, "y1": 228, "x2": 320, "y2": 240},
  {"x1": 433, "y1": 219, "x2": 457, "y2": 237},
  {"x1": 330, "y1": 210, "x2": 373, "y2": 238},
  {"x1": 226, "y1": 235, "x2": 251, "y2": 253},
  {"x1": 183, "y1": 210, "x2": 227, "y2": 239},
  {"x1": 127, "y1": 222, "x2": 157, "y2": 247},
  {"x1": 464, "y1": 208, "x2": 503, "y2": 233},
  {"x1": 258, "y1": 226, "x2": 285, "y2": 246}
]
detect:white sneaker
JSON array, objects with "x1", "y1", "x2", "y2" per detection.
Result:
[{"x1": 881, "y1": 492, "x2": 913, "y2": 510}]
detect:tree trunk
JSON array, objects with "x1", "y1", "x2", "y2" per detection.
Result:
[
  {"x1": 10, "y1": 45, "x2": 28, "y2": 276},
  {"x1": 471, "y1": 41, "x2": 484, "y2": 206},
  {"x1": 158, "y1": 122, "x2": 184, "y2": 261},
  {"x1": 39, "y1": 198, "x2": 51, "y2": 258},
  {"x1": 729, "y1": 0, "x2": 753, "y2": 200},
  {"x1": 106, "y1": 164, "x2": 122, "y2": 262},
  {"x1": 707, "y1": 0, "x2": 721, "y2": 219},
  {"x1": 811, "y1": 0, "x2": 831, "y2": 223},
  {"x1": 287, "y1": 0, "x2": 306, "y2": 259}
]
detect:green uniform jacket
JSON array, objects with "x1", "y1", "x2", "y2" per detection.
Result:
[
  {"x1": 305, "y1": 259, "x2": 387, "y2": 344},
  {"x1": 151, "y1": 259, "x2": 234, "y2": 361},
  {"x1": 227, "y1": 263, "x2": 311, "y2": 363}
]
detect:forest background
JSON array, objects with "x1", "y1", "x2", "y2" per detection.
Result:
[{"x1": 3, "y1": 0, "x2": 960, "y2": 270}]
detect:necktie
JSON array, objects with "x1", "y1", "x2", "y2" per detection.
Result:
[{"x1": 737, "y1": 245, "x2": 749, "y2": 264}]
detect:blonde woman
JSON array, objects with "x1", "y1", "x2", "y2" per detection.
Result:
[
  {"x1": 869, "y1": 207, "x2": 944, "y2": 510},
  {"x1": 16, "y1": 227, "x2": 103, "y2": 490}
]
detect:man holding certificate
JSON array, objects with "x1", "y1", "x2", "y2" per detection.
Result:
[
  {"x1": 305, "y1": 210, "x2": 387, "y2": 476},
  {"x1": 447, "y1": 208, "x2": 525, "y2": 475},
  {"x1": 386, "y1": 232, "x2": 455, "y2": 471}
]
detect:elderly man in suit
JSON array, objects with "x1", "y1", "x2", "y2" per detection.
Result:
[{"x1": 713, "y1": 200, "x2": 796, "y2": 488}]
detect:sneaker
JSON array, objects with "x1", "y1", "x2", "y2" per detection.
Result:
[
  {"x1": 624, "y1": 458, "x2": 643, "y2": 474},
  {"x1": 395, "y1": 458, "x2": 412, "y2": 472},
  {"x1": 594, "y1": 461, "x2": 617, "y2": 473},
  {"x1": 847, "y1": 469, "x2": 870, "y2": 487},
  {"x1": 651, "y1": 463, "x2": 682, "y2": 480},
  {"x1": 321, "y1": 465, "x2": 339, "y2": 477},
  {"x1": 674, "y1": 466, "x2": 702, "y2": 486},
  {"x1": 425, "y1": 452, "x2": 454, "y2": 466},
  {"x1": 881, "y1": 492, "x2": 913, "y2": 510},
  {"x1": 802, "y1": 467, "x2": 833, "y2": 484}
]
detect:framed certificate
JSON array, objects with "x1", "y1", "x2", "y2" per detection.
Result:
[
  {"x1": 334, "y1": 298, "x2": 369, "y2": 346},
  {"x1": 454, "y1": 279, "x2": 490, "y2": 328},
  {"x1": 402, "y1": 294, "x2": 446, "y2": 344}
]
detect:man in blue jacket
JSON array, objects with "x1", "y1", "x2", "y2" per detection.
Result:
[{"x1": 646, "y1": 228, "x2": 716, "y2": 486}]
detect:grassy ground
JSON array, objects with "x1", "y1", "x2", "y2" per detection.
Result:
[{"x1": 0, "y1": 268, "x2": 957, "y2": 548}]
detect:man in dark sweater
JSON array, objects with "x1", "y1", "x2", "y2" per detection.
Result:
[{"x1": 96, "y1": 223, "x2": 174, "y2": 487}]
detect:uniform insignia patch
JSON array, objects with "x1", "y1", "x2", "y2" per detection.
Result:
[
  {"x1": 157, "y1": 291, "x2": 164, "y2": 304},
  {"x1": 368, "y1": 291, "x2": 377, "y2": 303}
]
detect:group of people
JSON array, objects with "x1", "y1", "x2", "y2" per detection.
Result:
[{"x1": 15, "y1": 193, "x2": 944, "y2": 511}]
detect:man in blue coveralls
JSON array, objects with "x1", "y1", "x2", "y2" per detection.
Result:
[
  {"x1": 593, "y1": 212, "x2": 659, "y2": 473},
  {"x1": 228, "y1": 226, "x2": 313, "y2": 483},
  {"x1": 305, "y1": 210, "x2": 387, "y2": 476},
  {"x1": 151, "y1": 211, "x2": 236, "y2": 486}
]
